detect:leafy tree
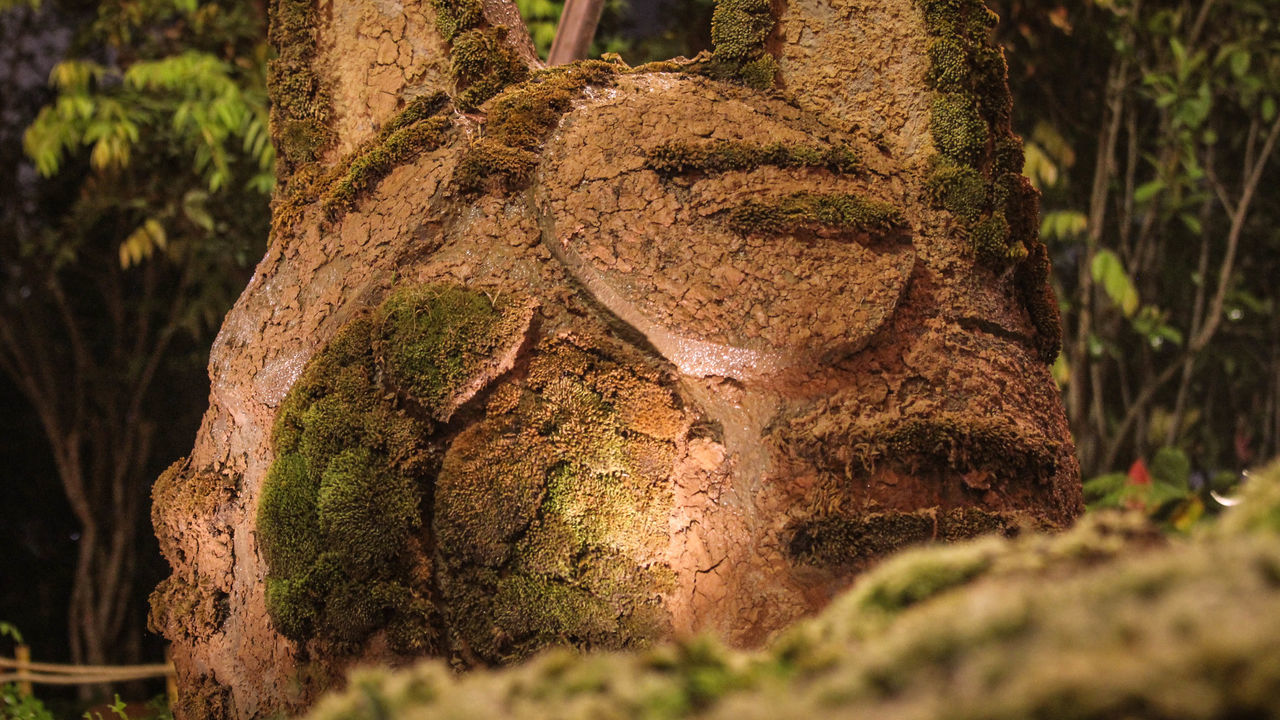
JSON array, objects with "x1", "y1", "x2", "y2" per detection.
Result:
[
  {"x1": 0, "y1": 0, "x2": 270, "y2": 670},
  {"x1": 994, "y1": 0, "x2": 1280, "y2": 480}
]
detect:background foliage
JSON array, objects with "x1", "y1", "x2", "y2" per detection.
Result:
[
  {"x1": 996, "y1": 0, "x2": 1280, "y2": 502},
  {"x1": 0, "y1": 0, "x2": 270, "y2": 702}
]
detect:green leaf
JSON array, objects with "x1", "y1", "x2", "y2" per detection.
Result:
[
  {"x1": 1179, "y1": 212, "x2": 1203, "y2": 235},
  {"x1": 0, "y1": 621, "x2": 24, "y2": 644},
  {"x1": 183, "y1": 190, "x2": 215, "y2": 231},
  {"x1": 1083, "y1": 472, "x2": 1128, "y2": 503},
  {"x1": 1150, "y1": 446, "x2": 1191, "y2": 488},
  {"x1": 1263, "y1": 97, "x2": 1277, "y2": 123},
  {"x1": 1134, "y1": 179, "x2": 1164, "y2": 204},
  {"x1": 1041, "y1": 210, "x2": 1087, "y2": 240},
  {"x1": 1091, "y1": 249, "x2": 1140, "y2": 317},
  {"x1": 1230, "y1": 49, "x2": 1251, "y2": 79}
]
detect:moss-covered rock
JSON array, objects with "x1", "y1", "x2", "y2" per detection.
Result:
[
  {"x1": 271, "y1": 93, "x2": 454, "y2": 239},
  {"x1": 788, "y1": 506, "x2": 1028, "y2": 568},
  {"x1": 434, "y1": 337, "x2": 684, "y2": 663},
  {"x1": 267, "y1": 0, "x2": 334, "y2": 174},
  {"x1": 303, "y1": 461, "x2": 1280, "y2": 720},
  {"x1": 148, "y1": 574, "x2": 229, "y2": 641},
  {"x1": 916, "y1": 0, "x2": 1062, "y2": 362},
  {"x1": 376, "y1": 284, "x2": 531, "y2": 420},
  {"x1": 429, "y1": 0, "x2": 483, "y2": 42}
]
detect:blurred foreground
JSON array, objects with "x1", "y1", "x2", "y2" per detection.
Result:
[{"x1": 304, "y1": 459, "x2": 1280, "y2": 720}]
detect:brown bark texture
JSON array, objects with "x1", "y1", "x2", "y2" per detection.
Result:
[{"x1": 149, "y1": 0, "x2": 1082, "y2": 718}]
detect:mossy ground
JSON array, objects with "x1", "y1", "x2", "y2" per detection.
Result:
[
  {"x1": 258, "y1": 284, "x2": 526, "y2": 654},
  {"x1": 304, "y1": 461, "x2": 1280, "y2": 720},
  {"x1": 434, "y1": 337, "x2": 684, "y2": 664}
]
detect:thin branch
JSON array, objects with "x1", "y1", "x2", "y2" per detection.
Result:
[{"x1": 547, "y1": 0, "x2": 606, "y2": 65}]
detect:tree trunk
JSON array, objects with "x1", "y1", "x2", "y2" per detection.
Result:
[{"x1": 150, "y1": 0, "x2": 1082, "y2": 718}]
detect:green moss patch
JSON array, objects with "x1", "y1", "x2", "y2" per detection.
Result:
[
  {"x1": 271, "y1": 93, "x2": 454, "y2": 238},
  {"x1": 430, "y1": 0, "x2": 482, "y2": 42},
  {"x1": 259, "y1": 284, "x2": 525, "y2": 653},
  {"x1": 320, "y1": 92, "x2": 453, "y2": 219},
  {"x1": 726, "y1": 192, "x2": 905, "y2": 236},
  {"x1": 268, "y1": 0, "x2": 334, "y2": 174},
  {"x1": 788, "y1": 506, "x2": 1027, "y2": 568},
  {"x1": 451, "y1": 27, "x2": 530, "y2": 112},
  {"x1": 376, "y1": 284, "x2": 530, "y2": 420},
  {"x1": 917, "y1": 0, "x2": 1062, "y2": 361},
  {"x1": 709, "y1": 0, "x2": 778, "y2": 90},
  {"x1": 454, "y1": 61, "x2": 619, "y2": 194},
  {"x1": 434, "y1": 337, "x2": 684, "y2": 663},
  {"x1": 646, "y1": 140, "x2": 862, "y2": 177},
  {"x1": 428, "y1": 0, "x2": 530, "y2": 111}
]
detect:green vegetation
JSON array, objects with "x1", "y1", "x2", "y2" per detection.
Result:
[
  {"x1": 1, "y1": 624, "x2": 53, "y2": 720},
  {"x1": 726, "y1": 192, "x2": 905, "y2": 236},
  {"x1": 434, "y1": 338, "x2": 683, "y2": 663},
  {"x1": 5, "y1": 0, "x2": 272, "y2": 671},
  {"x1": 708, "y1": 0, "x2": 777, "y2": 89},
  {"x1": 646, "y1": 140, "x2": 862, "y2": 176},
  {"x1": 268, "y1": 0, "x2": 332, "y2": 173},
  {"x1": 788, "y1": 506, "x2": 1025, "y2": 567},
  {"x1": 454, "y1": 61, "x2": 618, "y2": 193},
  {"x1": 303, "y1": 462, "x2": 1280, "y2": 720},
  {"x1": 998, "y1": 0, "x2": 1280, "y2": 481},
  {"x1": 259, "y1": 284, "x2": 525, "y2": 651}
]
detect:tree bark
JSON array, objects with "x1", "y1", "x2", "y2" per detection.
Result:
[
  {"x1": 151, "y1": 1, "x2": 1082, "y2": 718},
  {"x1": 547, "y1": 0, "x2": 605, "y2": 65}
]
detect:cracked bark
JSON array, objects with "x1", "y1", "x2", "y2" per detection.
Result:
[{"x1": 150, "y1": 1, "x2": 1081, "y2": 718}]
